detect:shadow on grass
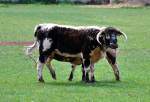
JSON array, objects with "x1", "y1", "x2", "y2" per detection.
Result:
[{"x1": 44, "y1": 80, "x2": 129, "y2": 88}]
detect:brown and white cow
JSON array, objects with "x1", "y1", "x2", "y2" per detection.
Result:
[{"x1": 26, "y1": 23, "x2": 127, "y2": 83}]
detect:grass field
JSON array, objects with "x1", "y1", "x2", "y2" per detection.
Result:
[{"x1": 0, "y1": 4, "x2": 150, "y2": 102}]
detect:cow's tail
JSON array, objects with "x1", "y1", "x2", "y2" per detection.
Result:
[
  {"x1": 24, "y1": 39, "x2": 38, "y2": 65},
  {"x1": 25, "y1": 25, "x2": 41, "y2": 65},
  {"x1": 25, "y1": 39, "x2": 38, "y2": 56},
  {"x1": 25, "y1": 24, "x2": 41, "y2": 56}
]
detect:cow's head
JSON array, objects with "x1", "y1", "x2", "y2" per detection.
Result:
[{"x1": 96, "y1": 27, "x2": 127, "y2": 49}]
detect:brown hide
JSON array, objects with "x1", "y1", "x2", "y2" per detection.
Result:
[{"x1": 90, "y1": 47, "x2": 104, "y2": 63}]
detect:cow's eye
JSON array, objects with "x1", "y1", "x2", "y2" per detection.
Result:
[{"x1": 111, "y1": 34, "x2": 116, "y2": 40}]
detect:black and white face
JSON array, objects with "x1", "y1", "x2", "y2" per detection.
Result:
[
  {"x1": 97, "y1": 27, "x2": 127, "y2": 50},
  {"x1": 104, "y1": 33, "x2": 118, "y2": 49}
]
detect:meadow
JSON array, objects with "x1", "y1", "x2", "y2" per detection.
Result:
[{"x1": 0, "y1": 4, "x2": 150, "y2": 102}]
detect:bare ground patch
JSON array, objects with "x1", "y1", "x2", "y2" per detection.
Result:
[
  {"x1": 0, "y1": 41, "x2": 33, "y2": 46},
  {"x1": 80, "y1": 3, "x2": 144, "y2": 8}
]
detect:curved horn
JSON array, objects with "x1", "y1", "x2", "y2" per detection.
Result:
[
  {"x1": 121, "y1": 31, "x2": 128, "y2": 41},
  {"x1": 96, "y1": 27, "x2": 107, "y2": 44},
  {"x1": 113, "y1": 27, "x2": 128, "y2": 41},
  {"x1": 109, "y1": 27, "x2": 128, "y2": 41}
]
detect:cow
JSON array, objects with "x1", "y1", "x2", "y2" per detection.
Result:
[{"x1": 26, "y1": 23, "x2": 127, "y2": 83}]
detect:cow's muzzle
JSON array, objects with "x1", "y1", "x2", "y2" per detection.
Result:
[{"x1": 109, "y1": 43, "x2": 118, "y2": 49}]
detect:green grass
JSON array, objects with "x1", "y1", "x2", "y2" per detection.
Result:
[{"x1": 0, "y1": 4, "x2": 150, "y2": 102}]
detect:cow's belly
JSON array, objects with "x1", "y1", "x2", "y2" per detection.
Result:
[
  {"x1": 52, "y1": 50, "x2": 82, "y2": 65},
  {"x1": 50, "y1": 47, "x2": 104, "y2": 65},
  {"x1": 55, "y1": 49, "x2": 82, "y2": 58}
]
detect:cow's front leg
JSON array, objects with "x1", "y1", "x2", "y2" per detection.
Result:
[
  {"x1": 37, "y1": 60, "x2": 44, "y2": 82},
  {"x1": 106, "y1": 52, "x2": 120, "y2": 81},
  {"x1": 68, "y1": 64, "x2": 76, "y2": 81},
  {"x1": 83, "y1": 59, "x2": 91, "y2": 82},
  {"x1": 37, "y1": 54, "x2": 48, "y2": 82},
  {"x1": 90, "y1": 63, "x2": 95, "y2": 83},
  {"x1": 46, "y1": 60, "x2": 56, "y2": 80}
]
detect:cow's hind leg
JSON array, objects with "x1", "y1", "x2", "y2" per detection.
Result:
[
  {"x1": 82, "y1": 64, "x2": 86, "y2": 81},
  {"x1": 46, "y1": 60, "x2": 56, "y2": 80},
  {"x1": 106, "y1": 52, "x2": 120, "y2": 81},
  {"x1": 68, "y1": 64, "x2": 76, "y2": 81}
]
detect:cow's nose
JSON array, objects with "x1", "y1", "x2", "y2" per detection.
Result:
[{"x1": 110, "y1": 43, "x2": 118, "y2": 49}]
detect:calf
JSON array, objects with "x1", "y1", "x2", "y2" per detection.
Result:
[{"x1": 26, "y1": 23, "x2": 127, "y2": 82}]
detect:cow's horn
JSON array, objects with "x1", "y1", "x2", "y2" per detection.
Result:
[
  {"x1": 96, "y1": 27, "x2": 107, "y2": 44},
  {"x1": 121, "y1": 31, "x2": 128, "y2": 41}
]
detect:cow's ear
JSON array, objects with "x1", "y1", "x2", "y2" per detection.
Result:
[{"x1": 104, "y1": 27, "x2": 128, "y2": 40}]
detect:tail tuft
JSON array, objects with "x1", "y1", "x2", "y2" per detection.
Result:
[{"x1": 25, "y1": 40, "x2": 37, "y2": 56}]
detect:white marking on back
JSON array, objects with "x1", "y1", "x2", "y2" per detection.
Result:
[
  {"x1": 37, "y1": 23, "x2": 101, "y2": 31},
  {"x1": 43, "y1": 38, "x2": 53, "y2": 51}
]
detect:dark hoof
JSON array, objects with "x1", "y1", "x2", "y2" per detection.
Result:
[
  {"x1": 85, "y1": 78, "x2": 90, "y2": 83},
  {"x1": 116, "y1": 77, "x2": 120, "y2": 81},
  {"x1": 85, "y1": 73, "x2": 89, "y2": 82},
  {"x1": 68, "y1": 75, "x2": 73, "y2": 81},
  {"x1": 38, "y1": 77, "x2": 45, "y2": 83},
  {"x1": 52, "y1": 72, "x2": 56, "y2": 80},
  {"x1": 89, "y1": 79, "x2": 96, "y2": 83},
  {"x1": 81, "y1": 78, "x2": 88, "y2": 82},
  {"x1": 82, "y1": 75, "x2": 85, "y2": 82},
  {"x1": 82, "y1": 78, "x2": 85, "y2": 82},
  {"x1": 81, "y1": 73, "x2": 89, "y2": 83},
  {"x1": 85, "y1": 80, "x2": 90, "y2": 83},
  {"x1": 115, "y1": 75, "x2": 120, "y2": 81},
  {"x1": 90, "y1": 76, "x2": 95, "y2": 82},
  {"x1": 68, "y1": 72, "x2": 73, "y2": 81},
  {"x1": 68, "y1": 78, "x2": 72, "y2": 81}
]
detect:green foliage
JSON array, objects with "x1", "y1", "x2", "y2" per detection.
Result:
[
  {"x1": 0, "y1": 4, "x2": 150, "y2": 102},
  {"x1": 0, "y1": 0, "x2": 58, "y2": 4}
]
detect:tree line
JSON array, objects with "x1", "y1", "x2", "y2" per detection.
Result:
[{"x1": 0, "y1": 0, "x2": 150, "y2": 5}]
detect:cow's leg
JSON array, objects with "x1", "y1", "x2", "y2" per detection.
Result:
[
  {"x1": 37, "y1": 37, "x2": 55, "y2": 82},
  {"x1": 106, "y1": 52, "x2": 120, "y2": 81},
  {"x1": 37, "y1": 54, "x2": 46, "y2": 82},
  {"x1": 68, "y1": 64, "x2": 76, "y2": 81},
  {"x1": 83, "y1": 59, "x2": 90, "y2": 82},
  {"x1": 90, "y1": 63, "x2": 95, "y2": 83},
  {"x1": 46, "y1": 60, "x2": 56, "y2": 80},
  {"x1": 37, "y1": 61, "x2": 44, "y2": 82},
  {"x1": 82, "y1": 63, "x2": 86, "y2": 81}
]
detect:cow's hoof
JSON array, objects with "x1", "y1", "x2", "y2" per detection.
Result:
[
  {"x1": 68, "y1": 76, "x2": 73, "y2": 81},
  {"x1": 85, "y1": 74, "x2": 89, "y2": 82},
  {"x1": 81, "y1": 78, "x2": 88, "y2": 83},
  {"x1": 85, "y1": 78, "x2": 90, "y2": 83},
  {"x1": 90, "y1": 76, "x2": 95, "y2": 83},
  {"x1": 52, "y1": 72, "x2": 56, "y2": 80},
  {"x1": 68, "y1": 72, "x2": 73, "y2": 81},
  {"x1": 115, "y1": 75, "x2": 120, "y2": 81},
  {"x1": 89, "y1": 80, "x2": 96, "y2": 83},
  {"x1": 82, "y1": 76, "x2": 85, "y2": 82},
  {"x1": 82, "y1": 75, "x2": 89, "y2": 83},
  {"x1": 38, "y1": 78, "x2": 45, "y2": 83},
  {"x1": 85, "y1": 80, "x2": 90, "y2": 83},
  {"x1": 68, "y1": 78, "x2": 72, "y2": 81},
  {"x1": 116, "y1": 77, "x2": 120, "y2": 81}
]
